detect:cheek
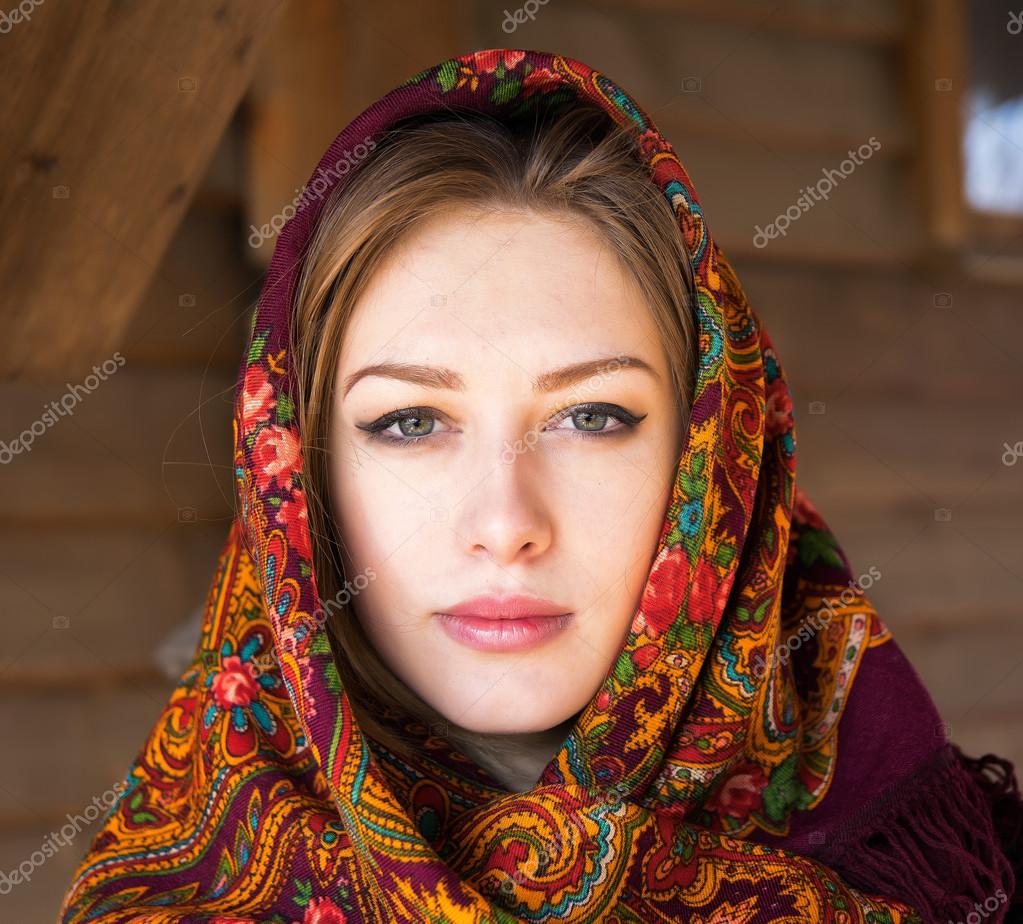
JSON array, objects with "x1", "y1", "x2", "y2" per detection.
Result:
[
  {"x1": 331, "y1": 437, "x2": 435, "y2": 566},
  {"x1": 569, "y1": 440, "x2": 673, "y2": 561},
  {"x1": 329, "y1": 441, "x2": 440, "y2": 653}
]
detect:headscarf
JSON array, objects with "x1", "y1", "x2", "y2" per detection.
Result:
[{"x1": 60, "y1": 48, "x2": 1021, "y2": 924}]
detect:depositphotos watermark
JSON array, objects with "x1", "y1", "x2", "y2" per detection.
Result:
[
  {"x1": 753, "y1": 136, "x2": 881, "y2": 249},
  {"x1": 0, "y1": 351, "x2": 127, "y2": 464},
  {"x1": 0, "y1": 0, "x2": 44, "y2": 34},
  {"x1": 248, "y1": 135, "x2": 377, "y2": 248},
  {"x1": 501, "y1": 0, "x2": 550, "y2": 32},
  {"x1": 0, "y1": 780, "x2": 128, "y2": 894},
  {"x1": 947, "y1": 887, "x2": 1008, "y2": 924},
  {"x1": 1002, "y1": 440, "x2": 1023, "y2": 466},
  {"x1": 751, "y1": 565, "x2": 882, "y2": 678}
]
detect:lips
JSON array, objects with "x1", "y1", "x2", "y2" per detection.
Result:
[
  {"x1": 439, "y1": 594, "x2": 571, "y2": 620},
  {"x1": 435, "y1": 594, "x2": 573, "y2": 652}
]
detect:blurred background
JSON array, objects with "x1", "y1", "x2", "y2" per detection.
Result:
[{"x1": 1, "y1": 0, "x2": 1021, "y2": 919}]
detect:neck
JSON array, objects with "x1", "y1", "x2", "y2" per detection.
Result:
[{"x1": 447, "y1": 715, "x2": 580, "y2": 793}]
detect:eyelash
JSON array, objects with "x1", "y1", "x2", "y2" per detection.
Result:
[{"x1": 357, "y1": 402, "x2": 646, "y2": 448}]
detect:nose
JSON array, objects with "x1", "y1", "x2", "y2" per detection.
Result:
[{"x1": 455, "y1": 439, "x2": 553, "y2": 565}]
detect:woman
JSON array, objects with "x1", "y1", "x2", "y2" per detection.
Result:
[{"x1": 60, "y1": 49, "x2": 1021, "y2": 924}]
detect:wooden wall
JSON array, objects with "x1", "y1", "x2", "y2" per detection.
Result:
[
  {"x1": 1, "y1": 1, "x2": 1020, "y2": 920},
  {"x1": 0, "y1": 116, "x2": 261, "y2": 919}
]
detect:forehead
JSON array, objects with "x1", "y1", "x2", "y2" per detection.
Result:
[{"x1": 338, "y1": 207, "x2": 661, "y2": 366}]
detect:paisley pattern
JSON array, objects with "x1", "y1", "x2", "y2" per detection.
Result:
[{"x1": 59, "y1": 49, "x2": 937, "y2": 923}]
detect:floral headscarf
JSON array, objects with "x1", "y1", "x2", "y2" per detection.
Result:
[{"x1": 60, "y1": 49, "x2": 1020, "y2": 924}]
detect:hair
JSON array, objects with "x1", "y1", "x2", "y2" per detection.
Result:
[{"x1": 289, "y1": 99, "x2": 699, "y2": 759}]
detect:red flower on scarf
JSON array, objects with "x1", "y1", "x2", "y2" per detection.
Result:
[
  {"x1": 631, "y1": 643, "x2": 659, "y2": 670},
  {"x1": 706, "y1": 762, "x2": 769, "y2": 821},
  {"x1": 242, "y1": 365, "x2": 276, "y2": 426},
  {"x1": 253, "y1": 424, "x2": 301, "y2": 492},
  {"x1": 688, "y1": 556, "x2": 726, "y2": 626},
  {"x1": 764, "y1": 375, "x2": 793, "y2": 440},
  {"x1": 634, "y1": 545, "x2": 689, "y2": 640},
  {"x1": 211, "y1": 655, "x2": 259, "y2": 708},
  {"x1": 464, "y1": 49, "x2": 525, "y2": 74},
  {"x1": 296, "y1": 897, "x2": 346, "y2": 924},
  {"x1": 522, "y1": 67, "x2": 559, "y2": 98},
  {"x1": 277, "y1": 486, "x2": 312, "y2": 562}
]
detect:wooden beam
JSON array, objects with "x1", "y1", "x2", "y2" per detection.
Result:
[
  {"x1": 902, "y1": 0, "x2": 968, "y2": 257},
  {"x1": 244, "y1": 0, "x2": 470, "y2": 267},
  {"x1": 0, "y1": 0, "x2": 285, "y2": 381}
]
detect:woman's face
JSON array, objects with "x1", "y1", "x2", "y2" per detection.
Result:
[{"x1": 329, "y1": 206, "x2": 683, "y2": 735}]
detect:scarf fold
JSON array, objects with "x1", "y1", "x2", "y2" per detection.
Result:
[{"x1": 59, "y1": 48, "x2": 1021, "y2": 924}]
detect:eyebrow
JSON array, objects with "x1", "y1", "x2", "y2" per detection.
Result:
[{"x1": 342, "y1": 354, "x2": 659, "y2": 399}]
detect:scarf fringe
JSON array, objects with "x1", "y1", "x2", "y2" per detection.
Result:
[
  {"x1": 955, "y1": 746, "x2": 1023, "y2": 884},
  {"x1": 818, "y1": 744, "x2": 1021, "y2": 924}
]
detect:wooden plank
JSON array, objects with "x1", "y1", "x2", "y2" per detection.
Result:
[
  {"x1": 790, "y1": 392, "x2": 1023, "y2": 509},
  {"x1": 0, "y1": 829, "x2": 96, "y2": 923},
  {"x1": 0, "y1": 368, "x2": 236, "y2": 524},
  {"x1": 586, "y1": 0, "x2": 906, "y2": 45},
  {"x1": 119, "y1": 205, "x2": 260, "y2": 371},
  {"x1": 0, "y1": 683, "x2": 172, "y2": 828},
  {"x1": 0, "y1": 525, "x2": 229, "y2": 678},
  {"x1": 735, "y1": 262, "x2": 1023, "y2": 401},
  {"x1": 473, "y1": 1, "x2": 908, "y2": 148},
  {"x1": 896, "y1": 622, "x2": 1023, "y2": 718},
  {"x1": 0, "y1": 0, "x2": 285, "y2": 380}
]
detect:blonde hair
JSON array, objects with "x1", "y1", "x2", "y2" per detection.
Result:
[{"x1": 290, "y1": 102, "x2": 698, "y2": 758}]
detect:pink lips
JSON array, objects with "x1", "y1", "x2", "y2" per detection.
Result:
[{"x1": 435, "y1": 594, "x2": 574, "y2": 652}]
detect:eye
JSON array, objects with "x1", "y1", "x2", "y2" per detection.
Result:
[
  {"x1": 545, "y1": 402, "x2": 646, "y2": 437},
  {"x1": 356, "y1": 406, "x2": 450, "y2": 447}
]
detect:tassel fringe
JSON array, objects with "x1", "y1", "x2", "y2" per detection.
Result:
[{"x1": 817, "y1": 744, "x2": 1021, "y2": 924}]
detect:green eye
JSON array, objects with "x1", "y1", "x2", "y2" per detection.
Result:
[
  {"x1": 396, "y1": 414, "x2": 435, "y2": 437},
  {"x1": 568, "y1": 409, "x2": 609, "y2": 431}
]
